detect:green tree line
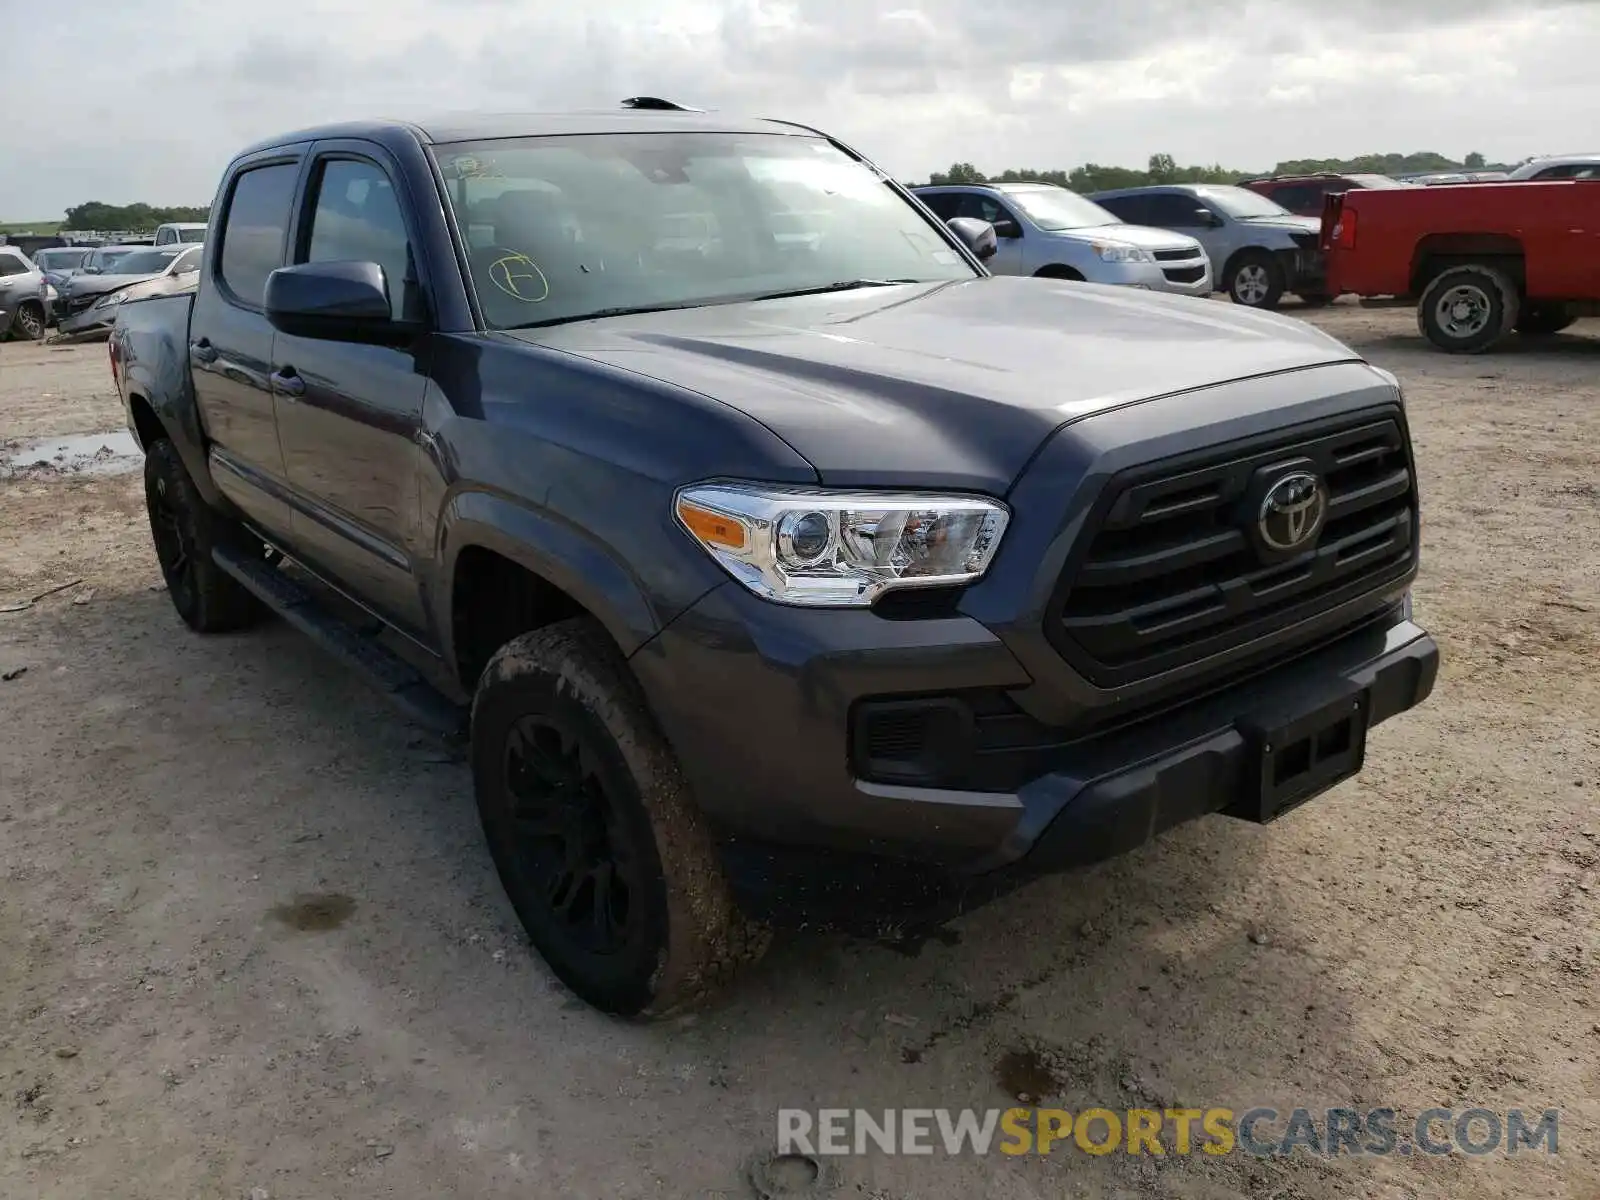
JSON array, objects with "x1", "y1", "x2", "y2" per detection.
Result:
[
  {"x1": 62, "y1": 201, "x2": 210, "y2": 231},
  {"x1": 917, "y1": 151, "x2": 1509, "y2": 191}
]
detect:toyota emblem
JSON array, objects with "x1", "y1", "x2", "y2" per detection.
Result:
[{"x1": 1258, "y1": 471, "x2": 1328, "y2": 552}]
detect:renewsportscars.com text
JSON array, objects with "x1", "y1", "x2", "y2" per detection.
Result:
[{"x1": 777, "y1": 1106, "x2": 1559, "y2": 1158}]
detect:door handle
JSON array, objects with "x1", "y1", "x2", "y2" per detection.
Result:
[
  {"x1": 270, "y1": 367, "x2": 306, "y2": 399},
  {"x1": 190, "y1": 339, "x2": 217, "y2": 365}
]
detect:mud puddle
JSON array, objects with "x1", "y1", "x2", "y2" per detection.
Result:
[{"x1": 1, "y1": 430, "x2": 140, "y2": 479}]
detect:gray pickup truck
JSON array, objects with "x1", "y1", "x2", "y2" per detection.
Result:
[{"x1": 110, "y1": 100, "x2": 1438, "y2": 1017}]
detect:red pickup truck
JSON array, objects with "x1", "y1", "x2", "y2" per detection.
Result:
[{"x1": 1322, "y1": 180, "x2": 1600, "y2": 352}]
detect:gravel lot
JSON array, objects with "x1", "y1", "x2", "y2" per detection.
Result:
[{"x1": 2, "y1": 306, "x2": 1597, "y2": 1200}]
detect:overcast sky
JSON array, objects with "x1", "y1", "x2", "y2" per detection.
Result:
[{"x1": 5, "y1": 0, "x2": 1596, "y2": 218}]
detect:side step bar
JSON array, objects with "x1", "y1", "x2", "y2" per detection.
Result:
[{"x1": 212, "y1": 545, "x2": 466, "y2": 741}]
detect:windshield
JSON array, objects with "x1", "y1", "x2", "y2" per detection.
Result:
[
  {"x1": 1001, "y1": 186, "x2": 1121, "y2": 231},
  {"x1": 1348, "y1": 174, "x2": 1411, "y2": 189},
  {"x1": 432, "y1": 132, "x2": 974, "y2": 330},
  {"x1": 1194, "y1": 186, "x2": 1294, "y2": 219},
  {"x1": 177, "y1": 227, "x2": 206, "y2": 243},
  {"x1": 36, "y1": 249, "x2": 90, "y2": 271},
  {"x1": 109, "y1": 249, "x2": 185, "y2": 274},
  {"x1": 90, "y1": 248, "x2": 138, "y2": 271}
]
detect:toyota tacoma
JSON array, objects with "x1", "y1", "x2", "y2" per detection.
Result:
[{"x1": 110, "y1": 101, "x2": 1438, "y2": 1017}]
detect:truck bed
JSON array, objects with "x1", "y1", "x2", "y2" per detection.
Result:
[{"x1": 1321, "y1": 180, "x2": 1600, "y2": 300}]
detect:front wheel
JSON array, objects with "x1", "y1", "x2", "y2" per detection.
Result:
[
  {"x1": 471, "y1": 618, "x2": 769, "y2": 1017},
  {"x1": 10, "y1": 301, "x2": 46, "y2": 341},
  {"x1": 1417, "y1": 264, "x2": 1519, "y2": 354},
  {"x1": 1227, "y1": 252, "x2": 1286, "y2": 309}
]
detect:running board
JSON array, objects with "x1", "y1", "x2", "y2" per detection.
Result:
[{"x1": 212, "y1": 545, "x2": 465, "y2": 741}]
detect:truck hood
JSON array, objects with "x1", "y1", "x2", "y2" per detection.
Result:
[
  {"x1": 507, "y1": 276, "x2": 1363, "y2": 492},
  {"x1": 1061, "y1": 223, "x2": 1202, "y2": 252}
]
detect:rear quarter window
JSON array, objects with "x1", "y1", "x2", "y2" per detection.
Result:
[{"x1": 217, "y1": 162, "x2": 299, "y2": 307}]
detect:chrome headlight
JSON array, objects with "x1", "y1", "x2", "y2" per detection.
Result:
[
  {"x1": 1093, "y1": 243, "x2": 1153, "y2": 264},
  {"x1": 675, "y1": 483, "x2": 1010, "y2": 607},
  {"x1": 95, "y1": 290, "x2": 131, "y2": 309}
]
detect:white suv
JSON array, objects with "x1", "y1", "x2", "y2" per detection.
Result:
[{"x1": 912, "y1": 183, "x2": 1211, "y2": 296}]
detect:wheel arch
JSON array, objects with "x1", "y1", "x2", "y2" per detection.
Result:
[
  {"x1": 1033, "y1": 263, "x2": 1085, "y2": 281},
  {"x1": 439, "y1": 491, "x2": 665, "y2": 692},
  {"x1": 1409, "y1": 234, "x2": 1525, "y2": 297}
]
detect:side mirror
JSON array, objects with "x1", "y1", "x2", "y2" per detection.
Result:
[
  {"x1": 1194, "y1": 207, "x2": 1222, "y2": 227},
  {"x1": 945, "y1": 216, "x2": 998, "y2": 262},
  {"x1": 991, "y1": 219, "x2": 1023, "y2": 240},
  {"x1": 264, "y1": 261, "x2": 410, "y2": 344}
]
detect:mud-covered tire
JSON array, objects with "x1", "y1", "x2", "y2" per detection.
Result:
[
  {"x1": 1226, "y1": 251, "x2": 1286, "y2": 309},
  {"x1": 143, "y1": 439, "x2": 265, "y2": 632},
  {"x1": 10, "y1": 300, "x2": 46, "y2": 341},
  {"x1": 1514, "y1": 303, "x2": 1577, "y2": 336},
  {"x1": 471, "y1": 618, "x2": 768, "y2": 1017},
  {"x1": 1417, "y1": 264, "x2": 1519, "y2": 354}
]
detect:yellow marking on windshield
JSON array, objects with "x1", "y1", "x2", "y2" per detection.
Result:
[{"x1": 489, "y1": 254, "x2": 549, "y2": 302}]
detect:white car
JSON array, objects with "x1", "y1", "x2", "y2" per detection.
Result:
[
  {"x1": 1507, "y1": 154, "x2": 1600, "y2": 181},
  {"x1": 912, "y1": 183, "x2": 1211, "y2": 297}
]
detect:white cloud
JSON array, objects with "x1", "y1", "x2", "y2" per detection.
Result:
[{"x1": 2, "y1": 0, "x2": 1595, "y2": 218}]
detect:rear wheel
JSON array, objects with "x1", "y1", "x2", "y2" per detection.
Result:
[
  {"x1": 471, "y1": 618, "x2": 768, "y2": 1017},
  {"x1": 143, "y1": 439, "x2": 266, "y2": 632},
  {"x1": 1514, "y1": 303, "x2": 1576, "y2": 336},
  {"x1": 1417, "y1": 264, "x2": 1519, "y2": 354},
  {"x1": 11, "y1": 300, "x2": 46, "y2": 341},
  {"x1": 1227, "y1": 251, "x2": 1286, "y2": 309}
]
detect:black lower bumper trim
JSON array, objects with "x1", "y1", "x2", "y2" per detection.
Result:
[{"x1": 993, "y1": 628, "x2": 1437, "y2": 876}]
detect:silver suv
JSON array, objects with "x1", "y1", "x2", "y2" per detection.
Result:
[
  {"x1": 0, "y1": 247, "x2": 48, "y2": 340},
  {"x1": 913, "y1": 183, "x2": 1211, "y2": 297},
  {"x1": 1089, "y1": 184, "x2": 1329, "y2": 309}
]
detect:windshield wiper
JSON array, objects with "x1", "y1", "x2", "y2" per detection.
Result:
[
  {"x1": 501, "y1": 303, "x2": 698, "y2": 331},
  {"x1": 747, "y1": 279, "x2": 920, "y2": 302}
]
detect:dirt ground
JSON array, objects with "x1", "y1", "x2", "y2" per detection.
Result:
[{"x1": 2, "y1": 307, "x2": 1597, "y2": 1200}]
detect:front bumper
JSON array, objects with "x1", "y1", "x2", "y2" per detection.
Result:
[
  {"x1": 57, "y1": 304, "x2": 116, "y2": 338},
  {"x1": 1097, "y1": 257, "x2": 1213, "y2": 297},
  {"x1": 630, "y1": 578, "x2": 1437, "y2": 879}
]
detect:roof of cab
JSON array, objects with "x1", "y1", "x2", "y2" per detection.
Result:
[{"x1": 233, "y1": 109, "x2": 814, "y2": 158}]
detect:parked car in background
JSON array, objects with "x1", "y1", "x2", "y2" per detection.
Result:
[
  {"x1": 1241, "y1": 173, "x2": 1413, "y2": 217},
  {"x1": 153, "y1": 222, "x2": 208, "y2": 246},
  {"x1": 0, "y1": 233, "x2": 68, "y2": 259},
  {"x1": 57, "y1": 244, "x2": 203, "y2": 339},
  {"x1": 1089, "y1": 184, "x2": 1328, "y2": 309},
  {"x1": 55, "y1": 245, "x2": 202, "y2": 328},
  {"x1": 912, "y1": 183, "x2": 1211, "y2": 296},
  {"x1": 1322, "y1": 177, "x2": 1600, "y2": 352},
  {"x1": 1506, "y1": 154, "x2": 1600, "y2": 181},
  {"x1": 111, "y1": 102, "x2": 1437, "y2": 1016},
  {"x1": 0, "y1": 246, "x2": 49, "y2": 340},
  {"x1": 33, "y1": 246, "x2": 95, "y2": 284}
]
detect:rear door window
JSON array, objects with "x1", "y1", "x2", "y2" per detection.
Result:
[
  {"x1": 217, "y1": 162, "x2": 299, "y2": 308},
  {"x1": 916, "y1": 192, "x2": 961, "y2": 221},
  {"x1": 1142, "y1": 194, "x2": 1211, "y2": 228},
  {"x1": 0, "y1": 252, "x2": 31, "y2": 276}
]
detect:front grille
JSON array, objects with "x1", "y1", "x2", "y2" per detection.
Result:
[
  {"x1": 1047, "y1": 410, "x2": 1416, "y2": 686},
  {"x1": 1152, "y1": 248, "x2": 1198, "y2": 262},
  {"x1": 66, "y1": 294, "x2": 99, "y2": 315},
  {"x1": 1162, "y1": 265, "x2": 1207, "y2": 284}
]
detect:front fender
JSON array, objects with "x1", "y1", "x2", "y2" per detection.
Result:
[{"x1": 435, "y1": 489, "x2": 695, "y2": 663}]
